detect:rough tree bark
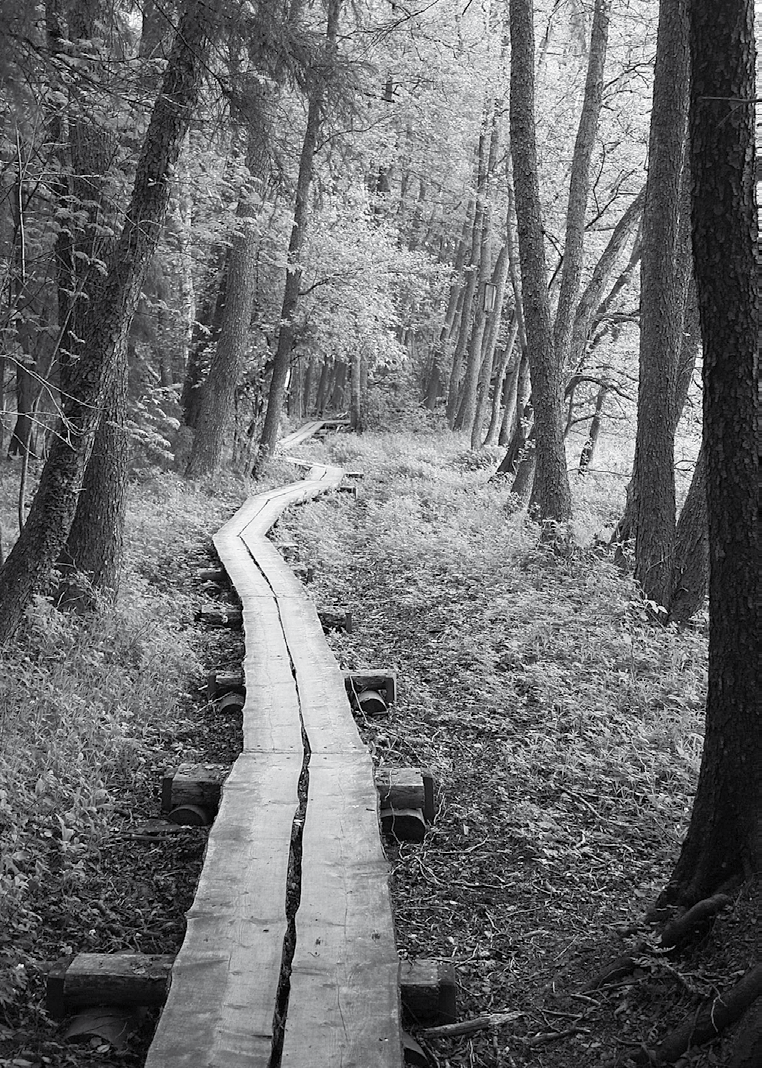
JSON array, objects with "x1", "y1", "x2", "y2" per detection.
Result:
[
  {"x1": 0, "y1": 0, "x2": 218, "y2": 644},
  {"x1": 631, "y1": 0, "x2": 691, "y2": 610},
  {"x1": 508, "y1": 0, "x2": 571, "y2": 523},
  {"x1": 658, "y1": 0, "x2": 759, "y2": 906},
  {"x1": 185, "y1": 189, "x2": 259, "y2": 477}
]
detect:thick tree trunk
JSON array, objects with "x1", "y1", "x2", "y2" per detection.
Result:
[
  {"x1": 659, "y1": 0, "x2": 759, "y2": 906},
  {"x1": 57, "y1": 356, "x2": 128, "y2": 606},
  {"x1": 186, "y1": 191, "x2": 259, "y2": 477},
  {"x1": 0, "y1": 0, "x2": 217, "y2": 645},
  {"x1": 329, "y1": 360, "x2": 347, "y2": 410},
  {"x1": 509, "y1": 0, "x2": 571, "y2": 523},
  {"x1": 631, "y1": 0, "x2": 691, "y2": 609}
]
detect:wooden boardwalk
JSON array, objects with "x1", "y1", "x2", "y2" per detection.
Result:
[{"x1": 146, "y1": 429, "x2": 402, "y2": 1067}]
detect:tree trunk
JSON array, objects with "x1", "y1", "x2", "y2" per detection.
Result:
[
  {"x1": 577, "y1": 383, "x2": 607, "y2": 473},
  {"x1": 568, "y1": 184, "x2": 645, "y2": 375},
  {"x1": 496, "y1": 351, "x2": 530, "y2": 458},
  {"x1": 0, "y1": 0, "x2": 218, "y2": 645},
  {"x1": 186, "y1": 189, "x2": 259, "y2": 478},
  {"x1": 314, "y1": 357, "x2": 331, "y2": 414},
  {"x1": 469, "y1": 241, "x2": 512, "y2": 447},
  {"x1": 255, "y1": 0, "x2": 342, "y2": 473},
  {"x1": 509, "y1": 0, "x2": 571, "y2": 523},
  {"x1": 181, "y1": 245, "x2": 228, "y2": 428},
  {"x1": 329, "y1": 360, "x2": 347, "y2": 410},
  {"x1": 446, "y1": 122, "x2": 489, "y2": 426},
  {"x1": 553, "y1": 0, "x2": 610, "y2": 371},
  {"x1": 658, "y1": 0, "x2": 759, "y2": 906},
  {"x1": 457, "y1": 108, "x2": 501, "y2": 433},
  {"x1": 667, "y1": 443, "x2": 708, "y2": 624},
  {"x1": 631, "y1": 0, "x2": 691, "y2": 610},
  {"x1": 57, "y1": 356, "x2": 128, "y2": 606}
]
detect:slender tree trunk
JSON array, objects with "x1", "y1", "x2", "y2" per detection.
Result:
[
  {"x1": 632, "y1": 0, "x2": 691, "y2": 609},
  {"x1": 569, "y1": 185, "x2": 645, "y2": 375},
  {"x1": 255, "y1": 0, "x2": 342, "y2": 473},
  {"x1": 496, "y1": 351, "x2": 530, "y2": 458},
  {"x1": 577, "y1": 383, "x2": 607, "y2": 473},
  {"x1": 553, "y1": 0, "x2": 610, "y2": 371},
  {"x1": 180, "y1": 245, "x2": 227, "y2": 428},
  {"x1": 0, "y1": 0, "x2": 218, "y2": 644},
  {"x1": 457, "y1": 108, "x2": 501, "y2": 432},
  {"x1": 446, "y1": 124, "x2": 489, "y2": 426},
  {"x1": 314, "y1": 357, "x2": 331, "y2": 414},
  {"x1": 659, "y1": 0, "x2": 759, "y2": 905},
  {"x1": 509, "y1": 0, "x2": 571, "y2": 523}
]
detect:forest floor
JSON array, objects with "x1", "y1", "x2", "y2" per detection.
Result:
[{"x1": 0, "y1": 425, "x2": 757, "y2": 1068}]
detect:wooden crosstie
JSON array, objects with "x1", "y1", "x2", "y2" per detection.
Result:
[{"x1": 146, "y1": 432, "x2": 402, "y2": 1067}]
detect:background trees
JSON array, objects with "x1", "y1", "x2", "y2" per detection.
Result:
[{"x1": 0, "y1": 0, "x2": 729, "y2": 633}]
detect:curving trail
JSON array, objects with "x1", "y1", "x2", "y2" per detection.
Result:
[{"x1": 146, "y1": 424, "x2": 402, "y2": 1068}]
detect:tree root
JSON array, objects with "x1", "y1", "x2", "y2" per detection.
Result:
[
  {"x1": 726, "y1": 993, "x2": 762, "y2": 1068},
  {"x1": 635, "y1": 963, "x2": 762, "y2": 1065},
  {"x1": 584, "y1": 892, "x2": 733, "y2": 991}
]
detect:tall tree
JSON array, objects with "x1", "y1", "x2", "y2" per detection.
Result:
[
  {"x1": 0, "y1": 0, "x2": 219, "y2": 644},
  {"x1": 630, "y1": 0, "x2": 691, "y2": 610},
  {"x1": 508, "y1": 0, "x2": 571, "y2": 523},
  {"x1": 254, "y1": 0, "x2": 343, "y2": 474},
  {"x1": 552, "y1": 0, "x2": 610, "y2": 372},
  {"x1": 658, "y1": 0, "x2": 758, "y2": 906}
]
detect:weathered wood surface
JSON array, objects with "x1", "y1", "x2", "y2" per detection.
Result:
[
  {"x1": 282, "y1": 754, "x2": 400, "y2": 1067},
  {"x1": 47, "y1": 953, "x2": 174, "y2": 1017},
  {"x1": 147, "y1": 425, "x2": 401, "y2": 1067}
]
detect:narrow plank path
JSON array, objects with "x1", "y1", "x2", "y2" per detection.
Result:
[{"x1": 146, "y1": 429, "x2": 402, "y2": 1068}]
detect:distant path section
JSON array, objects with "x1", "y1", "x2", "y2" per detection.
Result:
[{"x1": 145, "y1": 421, "x2": 402, "y2": 1068}]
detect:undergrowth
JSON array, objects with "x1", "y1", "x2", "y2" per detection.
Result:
[
  {"x1": 280, "y1": 428, "x2": 712, "y2": 1067},
  {"x1": 0, "y1": 470, "x2": 238, "y2": 1032}
]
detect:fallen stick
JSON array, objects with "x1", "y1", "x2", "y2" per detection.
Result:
[{"x1": 420, "y1": 1010, "x2": 523, "y2": 1038}]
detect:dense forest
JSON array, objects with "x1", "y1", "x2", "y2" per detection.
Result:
[{"x1": 0, "y1": 0, "x2": 758, "y2": 1066}]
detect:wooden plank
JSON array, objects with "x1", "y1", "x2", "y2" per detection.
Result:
[
  {"x1": 281, "y1": 753, "x2": 401, "y2": 1068},
  {"x1": 152, "y1": 453, "x2": 402, "y2": 1067},
  {"x1": 277, "y1": 597, "x2": 365, "y2": 755},
  {"x1": 145, "y1": 753, "x2": 301, "y2": 1068},
  {"x1": 277, "y1": 421, "x2": 327, "y2": 450}
]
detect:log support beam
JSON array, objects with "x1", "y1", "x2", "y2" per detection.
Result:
[
  {"x1": 47, "y1": 954, "x2": 457, "y2": 1026},
  {"x1": 162, "y1": 763, "x2": 436, "y2": 829}
]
